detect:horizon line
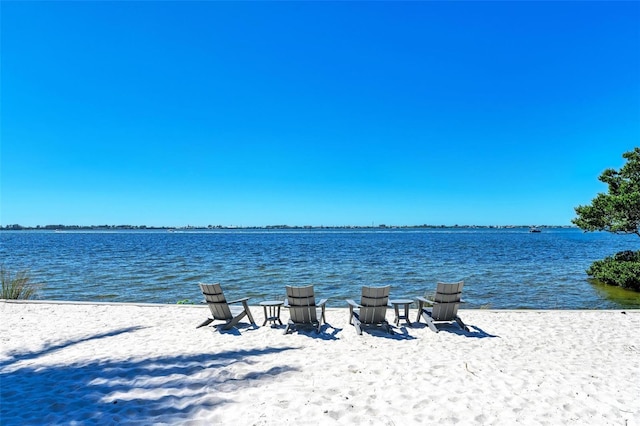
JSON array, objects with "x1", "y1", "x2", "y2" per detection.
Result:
[{"x1": 2, "y1": 224, "x2": 575, "y2": 230}]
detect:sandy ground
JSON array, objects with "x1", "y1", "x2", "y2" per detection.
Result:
[{"x1": 1, "y1": 300, "x2": 639, "y2": 425}]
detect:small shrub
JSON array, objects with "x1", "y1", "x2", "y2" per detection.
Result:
[
  {"x1": 614, "y1": 250, "x2": 638, "y2": 262},
  {"x1": 1, "y1": 266, "x2": 39, "y2": 299},
  {"x1": 587, "y1": 250, "x2": 640, "y2": 291}
]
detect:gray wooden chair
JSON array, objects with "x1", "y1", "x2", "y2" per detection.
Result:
[
  {"x1": 197, "y1": 283, "x2": 256, "y2": 330},
  {"x1": 346, "y1": 285, "x2": 393, "y2": 335},
  {"x1": 416, "y1": 281, "x2": 469, "y2": 332},
  {"x1": 283, "y1": 285, "x2": 327, "y2": 334}
]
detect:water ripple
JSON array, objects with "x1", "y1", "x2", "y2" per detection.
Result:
[{"x1": 1, "y1": 228, "x2": 639, "y2": 309}]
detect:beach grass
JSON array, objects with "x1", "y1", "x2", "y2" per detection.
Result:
[{"x1": 1, "y1": 266, "x2": 39, "y2": 299}]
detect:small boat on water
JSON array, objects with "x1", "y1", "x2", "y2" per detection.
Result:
[{"x1": 529, "y1": 227, "x2": 541, "y2": 233}]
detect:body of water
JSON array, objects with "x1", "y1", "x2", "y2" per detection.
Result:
[{"x1": 2, "y1": 228, "x2": 639, "y2": 309}]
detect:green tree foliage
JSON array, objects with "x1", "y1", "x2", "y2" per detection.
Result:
[
  {"x1": 573, "y1": 147, "x2": 640, "y2": 237},
  {"x1": 573, "y1": 148, "x2": 640, "y2": 290},
  {"x1": 587, "y1": 251, "x2": 640, "y2": 291}
]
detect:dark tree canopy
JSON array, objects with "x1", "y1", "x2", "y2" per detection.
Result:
[{"x1": 573, "y1": 147, "x2": 640, "y2": 237}]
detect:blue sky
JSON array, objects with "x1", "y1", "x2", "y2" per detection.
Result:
[{"x1": 2, "y1": 1, "x2": 639, "y2": 227}]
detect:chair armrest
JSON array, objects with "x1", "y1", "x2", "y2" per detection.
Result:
[
  {"x1": 416, "y1": 297, "x2": 433, "y2": 321},
  {"x1": 228, "y1": 297, "x2": 251, "y2": 305},
  {"x1": 416, "y1": 296, "x2": 433, "y2": 305},
  {"x1": 345, "y1": 299, "x2": 360, "y2": 325},
  {"x1": 284, "y1": 298, "x2": 290, "y2": 308},
  {"x1": 317, "y1": 299, "x2": 328, "y2": 323},
  {"x1": 346, "y1": 299, "x2": 361, "y2": 308}
]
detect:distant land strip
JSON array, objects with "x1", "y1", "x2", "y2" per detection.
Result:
[{"x1": 1, "y1": 224, "x2": 575, "y2": 231}]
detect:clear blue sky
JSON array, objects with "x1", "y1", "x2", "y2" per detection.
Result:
[{"x1": 2, "y1": 1, "x2": 639, "y2": 227}]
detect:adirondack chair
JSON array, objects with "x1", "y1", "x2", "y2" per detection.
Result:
[
  {"x1": 196, "y1": 283, "x2": 256, "y2": 330},
  {"x1": 346, "y1": 285, "x2": 393, "y2": 335},
  {"x1": 283, "y1": 285, "x2": 327, "y2": 334},
  {"x1": 416, "y1": 281, "x2": 469, "y2": 332}
]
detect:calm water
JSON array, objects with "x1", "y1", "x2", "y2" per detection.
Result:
[{"x1": 1, "y1": 228, "x2": 639, "y2": 309}]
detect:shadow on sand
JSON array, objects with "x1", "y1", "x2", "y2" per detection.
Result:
[
  {"x1": 341, "y1": 324, "x2": 418, "y2": 340},
  {"x1": 0, "y1": 326, "x2": 299, "y2": 425},
  {"x1": 269, "y1": 322, "x2": 342, "y2": 340},
  {"x1": 411, "y1": 321, "x2": 499, "y2": 338},
  {"x1": 204, "y1": 321, "x2": 260, "y2": 336}
]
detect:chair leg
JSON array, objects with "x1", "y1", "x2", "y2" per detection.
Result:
[
  {"x1": 242, "y1": 301, "x2": 256, "y2": 325},
  {"x1": 196, "y1": 318, "x2": 214, "y2": 329},
  {"x1": 455, "y1": 316, "x2": 469, "y2": 332},
  {"x1": 283, "y1": 320, "x2": 294, "y2": 335},
  {"x1": 422, "y1": 311, "x2": 439, "y2": 333},
  {"x1": 223, "y1": 311, "x2": 247, "y2": 330},
  {"x1": 353, "y1": 316, "x2": 362, "y2": 335}
]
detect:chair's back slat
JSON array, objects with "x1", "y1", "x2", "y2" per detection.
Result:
[
  {"x1": 286, "y1": 285, "x2": 318, "y2": 324},
  {"x1": 200, "y1": 283, "x2": 232, "y2": 320},
  {"x1": 431, "y1": 281, "x2": 463, "y2": 320},
  {"x1": 359, "y1": 285, "x2": 389, "y2": 324}
]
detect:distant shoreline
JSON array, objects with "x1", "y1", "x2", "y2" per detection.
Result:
[{"x1": 1, "y1": 224, "x2": 576, "y2": 231}]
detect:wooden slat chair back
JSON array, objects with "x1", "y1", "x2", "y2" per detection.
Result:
[
  {"x1": 346, "y1": 285, "x2": 392, "y2": 335},
  {"x1": 201, "y1": 283, "x2": 233, "y2": 320},
  {"x1": 286, "y1": 285, "x2": 318, "y2": 324},
  {"x1": 359, "y1": 285, "x2": 390, "y2": 324},
  {"x1": 197, "y1": 283, "x2": 255, "y2": 331},
  {"x1": 416, "y1": 281, "x2": 469, "y2": 333},
  {"x1": 284, "y1": 285, "x2": 327, "y2": 334},
  {"x1": 431, "y1": 281, "x2": 463, "y2": 320}
]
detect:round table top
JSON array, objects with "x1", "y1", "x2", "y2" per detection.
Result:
[
  {"x1": 260, "y1": 300, "x2": 284, "y2": 306},
  {"x1": 389, "y1": 299, "x2": 414, "y2": 305}
]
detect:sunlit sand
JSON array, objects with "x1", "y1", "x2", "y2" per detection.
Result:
[{"x1": 1, "y1": 301, "x2": 638, "y2": 425}]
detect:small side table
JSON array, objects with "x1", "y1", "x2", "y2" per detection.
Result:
[
  {"x1": 389, "y1": 299, "x2": 414, "y2": 327},
  {"x1": 260, "y1": 300, "x2": 284, "y2": 327}
]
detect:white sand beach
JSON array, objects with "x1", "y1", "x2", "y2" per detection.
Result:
[{"x1": 1, "y1": 300, "x2": 639, "y2": 425}]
